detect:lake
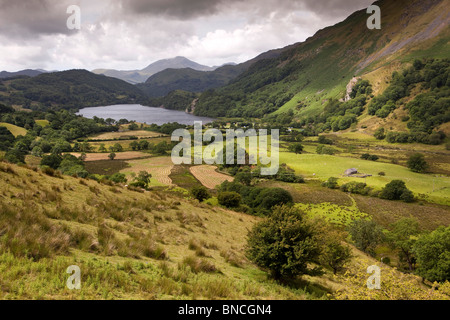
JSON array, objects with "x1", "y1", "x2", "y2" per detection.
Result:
[{"x1": 76, "y1": 104, "x2": 214, "y2": 126}]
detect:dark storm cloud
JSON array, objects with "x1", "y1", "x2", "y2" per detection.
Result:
[
  {"x1": 120, "y1": 0, "x2": 231, "y2": 19},
  {"x1": 119, "y1": 0, "x2": 375, "y2": 20},
  {"x1": 0, "y1": 0, "x2": 73, "y2": 38}
]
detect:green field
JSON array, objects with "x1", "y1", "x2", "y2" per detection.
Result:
[
  {"x1": 280, "y1": 151, "x2": 450, "y2": 205},
  {"x1": 0, "y1": 122, "x2": 27, "y2": 137},
  {"x1": 35, "y1": 120, "x2": 50, "y2": 127}
]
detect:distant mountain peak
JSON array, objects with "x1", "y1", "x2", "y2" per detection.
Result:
[{"x1": 92, "y1": 56, "x2": 215, "y2": 84}]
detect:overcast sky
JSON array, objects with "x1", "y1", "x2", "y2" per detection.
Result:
[{"x1": 0, "y1": 0, "x2": 375, "y2": 71}]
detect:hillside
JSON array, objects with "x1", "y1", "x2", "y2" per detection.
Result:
[
  {"x1": 138, "y1": 45, "x2": 297, "y2": 107},
  {"x1": 1, "y1": 161, "x2": 448, "y2": 300},
  {"x1": 192, "y1": 0, "x2": 449, "y2": 119},
  {"x1": 0, "y1": 69, "x2": 44, "y2": 79},
  {"x1": 92, "y1": 57, "x2": 215, "y2": 84},
  {"x1": 0, "y1": 70, "x2": 148, "y2": 111}
]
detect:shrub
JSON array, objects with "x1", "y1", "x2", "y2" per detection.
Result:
[
  {"x1": 407, "y1": 153, "x2": 428, "y2": 173},
  {"x1": 414, "y1": 226, "x2": 450, "y2": 283},
  {"x1": 246, "y1": 206, "x2": 321, "y2": 279},
  {"x1": 218, "y1": 191, "x2": 242, "y2": 208},
  {"x1": 41, "y1": 154, "x2": 62, "y2": 169},
  {"x1": 316, "y1": 145, "x2": 337, "y2": 155},
  {"x1": 340, "y1": 182, "x2": 371, "y2": 195},
  {"x1": 348, "y1": 219, "x2": 384, "y2": 256},
  {"x1": 380, "y1": 180, "x2": 415, "y2": 202},
  {"x1": 322, "y1": 177, "x2": 339, "y2": 189},
  {"x1": 374, "y1": 128, "x2": 386, "y2": 140},
  {"x1": 254, "y1": 188, "x2": 293, "y2": 211},
  {"x1": 191, "y1": 186, "x2": 211, "y2": 202}
]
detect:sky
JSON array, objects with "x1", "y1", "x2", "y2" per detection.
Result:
[{"x1": 0, "y1": 0, "x2": 376, "y2": 72}]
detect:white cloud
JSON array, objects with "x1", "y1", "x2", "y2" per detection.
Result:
[{"x1": 0, "y1": 0, "x2": 375, "y2": 71}]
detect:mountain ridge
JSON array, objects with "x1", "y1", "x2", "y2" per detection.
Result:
[{"x1": 92, "y1": 56, "x2": 216, "y2": 84}]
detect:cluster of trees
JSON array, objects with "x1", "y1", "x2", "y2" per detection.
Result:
[
  {"x1": 323, "y1": 177, "x2": 415, "y2": 203},
  {"x1": 217, "y1": 180, "x2": 293, "y2": 216},
  {"x1": 348, "y1": 218, "x2": 449, "y2": 283},
  {"x1": 129, "y1": 140, "x2": 173, "y2": 155},
  {"x1": 246, "y1": 205, "x2": 351, "y2": 279},
  {"x1": 360, "y1": 153, "x2": 379, "y2": 161},
  {"x1": 370, "y1": 59, "x2": 448, "y2": 145}
]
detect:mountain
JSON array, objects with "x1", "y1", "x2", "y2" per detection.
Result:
[
  {"x1": 92, "y1": 56, "x2": 215, "y2": 84},
  {"x1": 0, "y1": 69, "x2": 148, "y2": 110},
  {"x1": 191, "y1": 0, "x2": 449, "y2": 119},
  {"x1": 0, "y1": 69, "x2": 44, "y2": 79},
  {"x1": 138, "y1": 45, "x2": 296, "y2": 101}
]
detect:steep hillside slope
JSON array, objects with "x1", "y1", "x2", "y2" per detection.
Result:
[
  {"x1": 192, "y1": 0, "x2": 449, "y2": 118},
  {"x1": 0, "y1": 70, "x2": 148, "y2": 111},
  {"x1": 138, "y1": 45, "x2": 296, "y2": 106},
  {"x1": 93, "y1": 57, "x2": 215, "y2": 84}
]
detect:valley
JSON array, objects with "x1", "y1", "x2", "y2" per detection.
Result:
[{"x1": 0, "y1": 0, "x2": 449, "y2": 302}]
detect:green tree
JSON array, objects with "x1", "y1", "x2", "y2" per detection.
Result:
[
  {"x1": 130, "y1": 141, "x2": 139, "y2": 151},
  {"x1": 246, "y1": 206, "x2": 321, "y2": 279},
  {"x1": 288, "y1": 143, "x2": 304, "y2": 154},
  {"x1": 255, "y1": 188, "x2": 293, "y2": 211},
  {"x1": 407, "y1": 153, "x2": 428, "y2": 173},
  {"x1": 413, "y1": 226, "x2": 450, "y2": 283},
  {"x1": 387, "y1": 218, "x2": 421, "y2": 271},
  {"x1": 322, "y1": 177, "x2": 339, "y2": 189},
  {"x1": 235, "y1": 172, "x2": 252, "y2": 186},
  {"x1": 41, "y1": 154, "x2": 63, "y2": 169},
  {"x1": 0, "y1": 126, "x2": 15, "y2": 151},
  {"x1": 109, "y1": 173, "x2": 127, "y2": 184},
  {"x1": 218, "y1": 191, "x2": 242, "y2": 208},
  {"x1": 112, "y1": 143, "x2": 123, "y2": 152},
  {"x1": 374, "y1": 127, "x2": 386, "y2": 140},
  {"x1": 134, "y1": 171, "x2": 151, "y2": 188},
  {"x1": 191, "y1": 186, "x2": 211, "y2": 202},
  {"x1": 348, "y1": 219, "x2": 384, "y2": 257},
  {"x1": 380, "y1": 180, "x2": 414, "y2": 202},
  {"x1": 108, "y1": 152, "x2": 116, "y2": 160}
]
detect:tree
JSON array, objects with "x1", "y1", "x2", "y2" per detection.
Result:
[
  {"x1": 98, "y1": 143, "x2": 107, "y2": 153},
  {"x1": 108, "y1": 152, "x2": 116, "y2": 160},
  {"x1": 348, "y1": 219, "x2": 384, "y2": 256},
  {"x1": 322, "y1": 177, "x2": 339, "y2": 189},
  {"x1": 387, "y1": 218, "x2": 421, "y2": 271},
  {"x1": 413, "y1": 226, "x2": 450, "y2": 283},
  {"x1": 310, "y1": 218, "x2": 352, "y2": 274},
  {"x1": 41, "y1": 154, "x2": 63, "y2": 169},
  {"x1": 134, "y1": 171, "x2": 152, "y2": 188},
  {"x1": 374, "y1": 127, "x2": 386, "y2": 140},
  {"x1": 130, "y1": 141, "x2": 139, "y2": 151},
  {"x1": 407, "y1": 153, "x2": 428, "y2": 173},
  {"x1": 246, "y1": 206, "x2": 321, "y2": 279},
  {"x1": 255, "y1": 188, "x2": 293, "y2": 211},
  {"x1": 0, "y1": 126, "x2": 15, "y2": 151},
  {"x1": 380, "y1": 180, "x2": 414, "y2": 202},
  {"x1": 218, "y1": 191, "x2": 242, "y2": 208},
  {"x1": 112, "y1": 143, "x2": 123, "y2": 152},
  {"x1": 235, "y1": 172, "x2": 252, "y2": 186},
  {"x1": 109, "y1": 173, "x2": 127, "y2": 184},
  {"x1": 288, "y1": 143, "x2": 304, "y2": 154},
  {"x1": 4, "y1": 148, "x2": 26, "y2": 164},
  {"x1": 191, "y1": 186, "x2": 211, "y2": 202}
]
